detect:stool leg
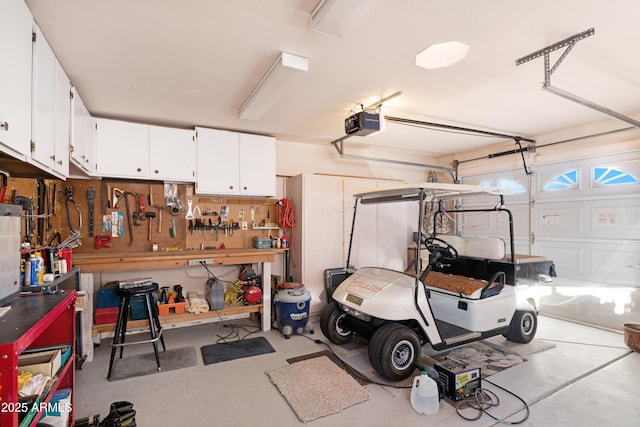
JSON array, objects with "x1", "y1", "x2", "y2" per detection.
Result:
[
  {"x1": 118, "y1": 296, "x2": 131, "y2": 359},
  {"x1": 108, "y1": 296, "x2": 128, "y2": 379},
  {"x1": 151, "y1": 297, "x2": 166, "y2": 352},
  {"x1": 145, "y1": 293, "x2": 162, "y2": 371}
]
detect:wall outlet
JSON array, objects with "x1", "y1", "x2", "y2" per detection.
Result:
[
  {"x1": 242, "y1": 221, "x2": 248, "y2": 230},
  {"x1": 187, "y1": 258, "x2": 215, "y2": 266}
]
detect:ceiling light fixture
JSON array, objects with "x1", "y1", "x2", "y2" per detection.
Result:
[
  {"x1": 311, "y1": 0, "x2": 377, "y2": 38},
  {"x1": 239, "y1": 52, "x2": 309, "y2": 120},
  {"x1": 416, "y1": 41, "x2": 469, "y2": 70}
]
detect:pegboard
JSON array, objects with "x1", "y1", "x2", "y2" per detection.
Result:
[
  {"x1": 5, "y1": 176, "x2": 281, "y2": 254},
  {"x1": 183, "y1": 198, "x2": 279, "y2": 250}
]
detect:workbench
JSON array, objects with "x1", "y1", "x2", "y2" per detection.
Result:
[{"x1": 73, "y1": 248, "x2": 282, "y2": 336}]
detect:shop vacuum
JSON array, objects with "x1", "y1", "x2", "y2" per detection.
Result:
[{"x1": 274, "y1": 282, "x2": 314, "y2": 338}]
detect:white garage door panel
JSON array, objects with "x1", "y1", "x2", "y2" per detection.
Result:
[
  {"x1": 536, "y1": 204, "x2": 583, "y2": 238},
  {"x1": 535, "y1": 241, "x2": 586, "y2": 279},
  {"x1": 589, "y1": 244, "x2": 640, "y2": 285},
  {"x1": 588, "y1": 199, "x2": 640, "y2": 240}
]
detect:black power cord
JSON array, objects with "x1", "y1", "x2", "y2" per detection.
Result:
[{"x1": 455, "y1": 378, "x2": 530, "y2": 424}]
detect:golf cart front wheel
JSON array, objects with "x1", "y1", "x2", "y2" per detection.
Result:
[
  {"x1": 504, "y1": 310, "x2": 537, "y2": 343},
  {"x1": 369, "y1": 323, "x2": 420, "y2": 381},
  {"x1": 320, "y1": 302, "x2": 353, "y2": 344}
]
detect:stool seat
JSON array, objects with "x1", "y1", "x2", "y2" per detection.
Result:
[
  {"x1": 114, "y1": 282, "x2": 159, "y2": 297},
  {"x1": 107, "y1": 281, "x2": 166, "y2": 380}
]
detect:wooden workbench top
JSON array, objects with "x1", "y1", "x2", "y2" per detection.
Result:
[{"x1": 73, "y1": 248, "x2": 284, "y2": 272}]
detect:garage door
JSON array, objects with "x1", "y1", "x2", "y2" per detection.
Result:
[{"x1": 461, "y1": 151, "x2": 639, "y2": 330}]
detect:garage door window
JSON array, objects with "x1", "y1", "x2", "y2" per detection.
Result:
[
  {"x1": 592, "y1": 166, "x2": 638, "y2": 187},
  {"x1": 543, "y1": 169, "x2": 578, "y2": 191}
]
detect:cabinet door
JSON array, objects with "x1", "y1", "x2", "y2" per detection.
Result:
[
  {"x1": 31, "y1": 25, "x2": 56, "y2": 171},
  {"x1": 195, "y1": 127, "x2": 240, "y2": 194},
  {"x1": 239, "y1": 134, "x2": 276, "y2": 196},
  {"x1": 53, "y1": 60, "x2": 70, "y2": 176},
  {"x1": 0, "y1": 0, "x2": 32, "y2": 159},
  {"x1": 70, "y1": 88, "x2": 94, "y2": 173},
  {"x1": 96, "y1": 118, "x2": 149, "y2": 178},
  {"x1": 149, "y1": 125, "x2": 195, "y2": 181}
]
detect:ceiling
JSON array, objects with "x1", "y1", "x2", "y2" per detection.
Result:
[{"x1": 24, "y1": 0, "x2": 640, "y2": 158}]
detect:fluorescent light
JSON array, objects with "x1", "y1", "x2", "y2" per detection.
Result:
[
  {"x1": 311, "y1": 0, "x2": 377, "y2": 38},
  {"x1": 239, "y1": 52, "x2": 309, "y2": 120},
  {"x1": 416, "y1": 41, "x2": 469, "y2": 70}
]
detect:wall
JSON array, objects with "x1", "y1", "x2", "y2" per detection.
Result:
[{"x1": 276, "y1": 139, "x2": 438, "y2": 183}]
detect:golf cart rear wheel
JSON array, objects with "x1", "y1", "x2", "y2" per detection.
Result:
[
  {"x1": 369, "y1": 323, "x2": 420, "y2": 381},
  {"x1": 504, "y1": 310, "x2": 537, "y2": 343},
  {"x1": 320, "y1": 302, "x2": 353, "y2": 344}
]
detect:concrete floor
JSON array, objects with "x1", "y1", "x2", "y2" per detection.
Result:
[{"x1": 74, "y1": 315, "x2": 637, "y2": 426}]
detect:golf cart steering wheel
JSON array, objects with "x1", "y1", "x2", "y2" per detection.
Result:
[{"x1": 424, "y1": 237, "x2": 458, "y2": 261}]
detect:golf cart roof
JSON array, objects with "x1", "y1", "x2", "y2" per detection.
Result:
[{"x1": 355, "y1": 182, "x2": 513, "y2": 204}]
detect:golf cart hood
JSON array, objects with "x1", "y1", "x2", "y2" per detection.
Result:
[{"x1": 354, "y1": 182, "x2": 513, "y2": 204}]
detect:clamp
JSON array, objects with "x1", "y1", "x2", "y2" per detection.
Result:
[{"x1": 95, "y1": 234, "x2": 112, "y2": 249}]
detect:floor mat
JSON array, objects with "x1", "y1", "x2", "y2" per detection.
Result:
[
  {"x1": 425, "y1": 341, "x2": 527, "y2": 378},
  {"x1": 481, "y1": 336, "x2": 556, "y2": 356},
  {"x1": 287, "y1": 350, "x2": 371, "y2": 386},
  {"x1": 108, "y1": 346, "x2": 198, "y2": 382},
  {"x1": 201, "y1": 336, "x2": 275, "y2": 365},
  {"x1": 266, "y1": 355, "x2": 369, "y2": 423}
]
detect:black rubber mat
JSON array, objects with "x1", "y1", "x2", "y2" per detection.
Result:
[{"x1": 200, "y1": 336, "x2": 275, "y2": 365}]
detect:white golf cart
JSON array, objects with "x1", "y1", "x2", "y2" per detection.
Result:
[{"x1": 320, "y1": 183, "x2": 556, "y2": 381}]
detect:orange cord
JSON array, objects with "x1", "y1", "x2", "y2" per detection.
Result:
[{"x1": 277, "y1": 198, "x2": 297, "y2": 267}]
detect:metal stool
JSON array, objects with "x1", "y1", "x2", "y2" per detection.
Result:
[{"x1": 107, "y1": 282, "x2": 166, "y2": 380}]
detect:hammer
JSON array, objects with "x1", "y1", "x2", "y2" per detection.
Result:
[{"x1": 145, "y1": 211, "x2": 157, "y2": 241}]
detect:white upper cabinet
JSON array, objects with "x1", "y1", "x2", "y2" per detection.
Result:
[
  {"x1": 0, "y1": 0, "x2": 33, "y2": 159},
  {"x1": 195, "y1": 127, "x2": 276, "y2": 197},
  {"x1": 95, "y1": 118, "x2": 149, "y2": 178},
  {"x1": 70, "y1": 87, "x2": 95, "y2": 175},
  {"x1": 96, "y1": 118, "x2": 195, "y2": 182},
  {"x1": 30, "y1": 24, "x2": 70, "y2": 178},
  {"x1": 149, "y1": 125, "x2": 195, "y2": 182}
]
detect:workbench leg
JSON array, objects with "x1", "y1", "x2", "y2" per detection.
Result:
[{"x1": 262, "y1": 261, "x2": 271, "y2": 332}]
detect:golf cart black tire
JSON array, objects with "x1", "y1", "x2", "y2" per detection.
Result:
[
  {"x1": 368, "y1": 323, "x2": 420, "y2": 381},
  {"x1": 504, "y1": 310, "x2": 537, "y2": 343},
  {"x1": 320, "y1": 302, "x2": 353, "y2": 345}
]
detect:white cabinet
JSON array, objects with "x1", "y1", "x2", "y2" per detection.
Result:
[
  {"x1": 96, "y1": 118, "x2": 195, "y2": 181},
  {"x1": 149, "y1": 125, "x2": 195, "y2": 181},
  {"x1": 30, "y1": 25, "x2": 70, "y2": 178},
  {"x1": 70, "y1": 88, "x2": 96, "y2": 175},
  {"x1": 95, "y1": 118, "x2": 149, "y2": 178},
  {"x1": 195, "y1": 127, "x2": 276, "y2": 196},
  {"x1": 0, "y1": 0, "x2": 33, "y2": 160},
  {"x1": 286, "y1": 174, "x2": 408, "y2": 315}
]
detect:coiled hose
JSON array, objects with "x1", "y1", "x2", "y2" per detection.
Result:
[{"x1": 277, "y1": 197, "x2": 296, "y2": 267}]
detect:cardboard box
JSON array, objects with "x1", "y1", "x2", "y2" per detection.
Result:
[{"x1": 18, "y1": 349, "x2": 62, "y2": 378}]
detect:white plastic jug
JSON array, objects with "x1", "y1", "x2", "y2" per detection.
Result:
[{"x1": 410, "y1": 371, "x2": 439, "y2": 415}]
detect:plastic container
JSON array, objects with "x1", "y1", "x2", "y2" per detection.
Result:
[
  {"x1": 410, "y1": 371, "x2": 439, "y2": 415},
  {"x1": 623, "y1": 323, "x2": 640, "y2": 352}
]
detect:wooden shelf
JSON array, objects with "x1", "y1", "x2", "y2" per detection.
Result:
[
  {"x1": 73, "y1": 248, "x2": 283, "y2": 273},
  {"x1": 92, "y1": 303, "x2": 263, "y2": 336}
]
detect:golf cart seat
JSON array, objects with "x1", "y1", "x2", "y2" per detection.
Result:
[
  {"x1": 439, "y1": 235, "x2": 506, "y2": 260},
  {"x1": 424, "y1": 271, "x2": 505, "y2": 299}
]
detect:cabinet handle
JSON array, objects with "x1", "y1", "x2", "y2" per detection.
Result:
[
  {"x1": 243, "y1": 186, "x2": 248, "y2": 190},
  {"x1": 0, "y1": 122, "x2": 8, "y2": 131},
  {"x1": 154, "y1": 170, "x2": 159, "y2": 174},
  {"x1": 50, "y1": 155, "x2": 56, "y2": 161},
  {"x1": 57, "y1": 160, "x2": 63, "y2": 165},
  {"x1": 137, "y1": 168, "x2": 142, "y2": 173},
  {"x1": 229, "y1": 185, "x2": 234, "y2": 190}
]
